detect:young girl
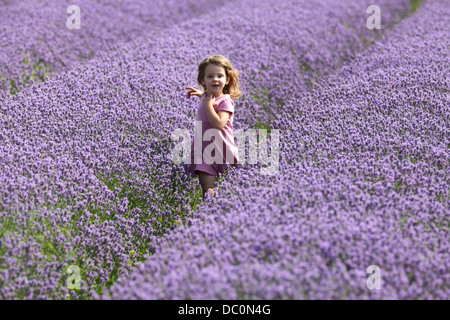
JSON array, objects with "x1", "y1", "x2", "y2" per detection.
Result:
[{"x1": 185, "y1": 54, "x2": 241, "y2": 201}]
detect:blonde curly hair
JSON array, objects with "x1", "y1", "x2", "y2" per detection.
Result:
[{"x1": 197, "y1": 54, "x2": 242, "y2": 101}]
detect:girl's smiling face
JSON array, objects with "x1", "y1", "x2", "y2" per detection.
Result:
[{"x1": 202, "y1": 63, "x2": 230, "y2": 98}]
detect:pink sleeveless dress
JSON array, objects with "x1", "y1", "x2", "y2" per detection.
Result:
[{"x1": 188, "y1": 92, "x2": 239, "y2": 178}]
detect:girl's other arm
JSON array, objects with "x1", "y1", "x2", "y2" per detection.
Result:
[
  {"x1": 204, "y1": 105, "x2": 230, "y2": 130},
  {"x1": 216, "y1": 111, "x2": 231, "y2": 130}
]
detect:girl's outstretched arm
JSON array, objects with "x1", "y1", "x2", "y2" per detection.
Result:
[{"x1": 185, "y1": 86, "x2": 203, "y2": 98}]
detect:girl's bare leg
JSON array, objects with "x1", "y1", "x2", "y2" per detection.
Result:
[{"x1": 196, "y1": 171, "x2": 217, "y2": 201}]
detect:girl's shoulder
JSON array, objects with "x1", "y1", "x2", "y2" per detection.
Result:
[
  {"x1": 220, "y1": 93, "x2": 233, "y2": 103},
  {"x1": 225, "y1": 94, "x2": 235, "y2": 105}
]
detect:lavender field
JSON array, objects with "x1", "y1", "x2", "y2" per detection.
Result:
[{"x1": 0, "y1": 0, "x2": 448, "y2": 300}]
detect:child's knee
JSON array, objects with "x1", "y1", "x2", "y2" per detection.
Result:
[{"x1": 198, "y1": 172, "x2": 216, "y2": 191}]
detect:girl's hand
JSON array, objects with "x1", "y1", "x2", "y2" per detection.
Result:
[
  {"x1": 203, "y1": 88, "x2": 215, "y2": 108},
  {"x1": 185, "y1": 86, "x2": 204, "y2": 98}
]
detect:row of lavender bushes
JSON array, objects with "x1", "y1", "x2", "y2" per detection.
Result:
[
  {"x1": 106, "y1": 0, "x2": 449, "y2": 299},
  {"x1": 1, "y1": 0, "x2": 417, "y2": 299},
  {"x1": 0, "y1": 0, "x2": 237, "y2": 99}
]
